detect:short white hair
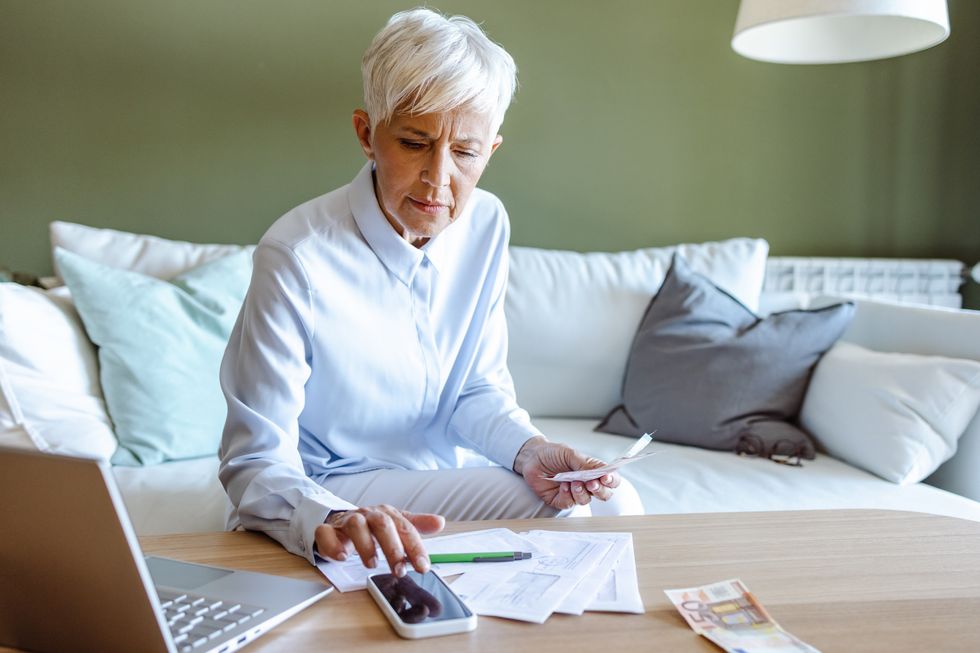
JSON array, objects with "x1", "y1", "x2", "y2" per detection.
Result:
[{"x1": 361, "y1": 8, "x2": 517, "y2": 133}]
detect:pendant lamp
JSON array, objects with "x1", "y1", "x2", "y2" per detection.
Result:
[{"x1": 732, "y1": 0, "x2": 950, "y2": 64}]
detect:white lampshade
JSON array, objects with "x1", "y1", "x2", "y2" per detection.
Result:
[{"x1": 732, "y1": 0, "x2": 950, "y2": 64}]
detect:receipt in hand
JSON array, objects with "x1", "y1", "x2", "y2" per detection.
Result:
[{"x1": 543, "y1": 432, "x2": 658, "y2": 482}]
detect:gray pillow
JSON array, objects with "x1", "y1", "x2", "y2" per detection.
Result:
[{"x1": 597, "y1": 254, "x2": 855, "y2": 461}]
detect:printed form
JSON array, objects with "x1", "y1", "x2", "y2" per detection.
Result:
[
  {"x1": 587, "y1": 537, "x2": 644, "y2": 614},
  {"x1": 449, "y1": 532, "x2": 613, "y2": 623},
  {"x1": 539, "y1": 531, "x2": 638, "y2": 615}
]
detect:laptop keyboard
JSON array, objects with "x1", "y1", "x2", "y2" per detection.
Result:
[{"x1": 157, "y1": 589, "x2": 265, "y2": 652}]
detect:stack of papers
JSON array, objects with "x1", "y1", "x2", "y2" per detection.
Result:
[
  {"x1": 452, "y1": 530, "x2": 643, "y2": 622},
  {"x1": 316, "y1": 527, "x2": 644, "y2": 622}
]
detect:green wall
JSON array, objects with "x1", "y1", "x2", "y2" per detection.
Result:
[{"x1": 2, "y1": 0, "x2": 978, "y2": 303}]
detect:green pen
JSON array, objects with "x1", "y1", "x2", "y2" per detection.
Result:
[{"x1": 428, "y1": 551, "x2": 532, "y2": 563}]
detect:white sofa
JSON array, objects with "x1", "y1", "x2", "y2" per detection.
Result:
[{"x1": 2, "y1": 224, "x2": 979, "y2": 535}]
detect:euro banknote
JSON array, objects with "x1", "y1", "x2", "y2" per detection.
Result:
[{"x1": 665, "y1": 578, "x2": 820, "y2": 653}]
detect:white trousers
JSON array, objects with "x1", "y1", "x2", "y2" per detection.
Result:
[{"x1": 321, "y1": 466, "x2": 644, "y2": 520}]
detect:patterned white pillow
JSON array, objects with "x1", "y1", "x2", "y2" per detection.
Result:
[{"x1": 0, "y1": 284, "x2": 117, "y2": 459}]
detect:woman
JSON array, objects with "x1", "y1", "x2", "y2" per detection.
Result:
[{"x1": 219, "y1": 8, "x2": 641, "y2": 579}]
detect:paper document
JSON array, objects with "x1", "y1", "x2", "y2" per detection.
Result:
[
  {"x1": 450, "y1": 532, "x2": 612, "y2": 623},
  {"x1": 537, "y1": 531, "x2": 632, "y2": 615},
  {"x1": 585, "y1": 537, "x2": 644, "y2": 614},
  {"x1": 665, "y1": 579, "x2": 820, "y2": 653},
  {"x1": 544, "y1": 433, "x2": 658, "y2": 482},
  {"x1": 315, "y1": 528, "x2": 547, "y2": 592}
]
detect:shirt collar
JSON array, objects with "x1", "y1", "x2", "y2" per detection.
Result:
[
  {"x1": 348, "y1": 161, "x2": 459, "y2": 284},
  {"x1": 419, "y1": 224, "x2": 451, "y2": 274},
  {"x1": 349, "y1": 162, "x2": 423, "y2": 286}
]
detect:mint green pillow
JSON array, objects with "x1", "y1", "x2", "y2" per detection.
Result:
[{"x1": 55, "y1": 247, "x2": 252, "y2": 465}]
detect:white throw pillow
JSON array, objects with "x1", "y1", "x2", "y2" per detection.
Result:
[
  {"x1": 0, "y1": 284, "x2": 118, "y2": 459},
  {"x1": 50, "y1": 221, "x2": 255, "y2": 280},
  {"x1": 506, "y1": 238, "x2": 769, "y2": 418},
  {"x1": 800, "y1": 341, "x2": 980, "y2": 484},
  {"x1": 815, "y1": 295, "x2": 980, "y2": 502}
]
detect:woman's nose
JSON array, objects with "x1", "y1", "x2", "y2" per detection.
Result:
[{"x1": 422, "y1": 148, "x2": 452, "y2": 188}]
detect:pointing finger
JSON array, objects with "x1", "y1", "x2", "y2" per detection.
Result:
[{"x1": 379, "y1": 505, "x2": 432, "y2": 574}]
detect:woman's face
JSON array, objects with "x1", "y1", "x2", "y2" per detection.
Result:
[{"x1": 353, "y1": 108, "x2": 502, "y2": 247}]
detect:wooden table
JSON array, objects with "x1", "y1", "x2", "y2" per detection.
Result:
[{"x1": 132, "y1": 510, "x2": 980, "y2": 652}]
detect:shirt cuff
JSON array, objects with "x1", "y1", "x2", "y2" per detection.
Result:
[
  {"x1": 492, "y1": 423, "x2": 545, "y2": 472},
  {"x1": 289, "y1": 492, "x2": 358, "y2": 566}
]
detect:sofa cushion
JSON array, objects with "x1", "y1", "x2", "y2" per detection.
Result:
[
  {"x1": 55, "y1": 248, "x2": 252, "y2": 465},
  {"x1": 0, "y1": 283, "x2": 117, "y2": 460},
  {"x1": 50, "y1": 220, "x2": 254, "y2": 281},
  {"x1": 598, "y1": 254, "x2": 853, "y2": 460},
  {"x1": 506, "y1": 238, "x2": 768, "y2": 418},
  {"x1": 800, "y1": 342, "x2": 980, "y2": 485},
  {"x1": 112, "y1": 456, "x2": 228, "y2": 535}
]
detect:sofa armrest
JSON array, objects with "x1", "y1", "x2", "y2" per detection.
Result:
[{"x1": 813, "y1": 296, "x2": 980, "y2": 502}]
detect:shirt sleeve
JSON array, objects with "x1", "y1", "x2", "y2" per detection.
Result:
[
  {"x1": 447, "y1": 212, "x2": 543, "y2": 470},
  {"x1": 218, "y1": 240, "x2": 356, "y2": 566}
]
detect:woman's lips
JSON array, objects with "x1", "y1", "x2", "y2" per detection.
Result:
[{"x1": 408, "y1": 197, "x2": 449, "y2": 215}]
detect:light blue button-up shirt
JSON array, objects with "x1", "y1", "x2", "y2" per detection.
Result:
[{"x1": 219, "y1": 162, "x2": 541, "y2": 564}]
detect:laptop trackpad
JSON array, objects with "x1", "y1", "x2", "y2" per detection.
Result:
[{"x1": 146, "y1": 556, "x2": 233, "y2": 590}]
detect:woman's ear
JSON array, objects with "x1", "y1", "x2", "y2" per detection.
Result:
[
  {"x1": 352, "y1": 109, "x2": 374, "y2": 160},
  {"x1": 489, "y1": 134, "x2": 503, "y2": 157}
]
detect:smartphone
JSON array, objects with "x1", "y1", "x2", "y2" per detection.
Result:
[{"x1": 367, "y1": 569, "x2": 477, "y2": 639}]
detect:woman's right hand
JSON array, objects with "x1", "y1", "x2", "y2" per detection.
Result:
[{"x1": 314, "y1": 505, "x2": 445, "y2": 577}]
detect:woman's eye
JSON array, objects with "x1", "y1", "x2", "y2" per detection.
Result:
[{"x1": 400, "y1": 140, "x2": 425, "y2": 150}]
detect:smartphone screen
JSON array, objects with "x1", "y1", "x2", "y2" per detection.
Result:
[{"x1": 368, "y1": 570, "x2": 473, "y2": 624}]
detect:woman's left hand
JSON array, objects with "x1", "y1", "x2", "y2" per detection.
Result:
[{"x1": 513, "y1": 436, "x2": 620, "y2": 510}]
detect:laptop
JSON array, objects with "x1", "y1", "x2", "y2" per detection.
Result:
[{"x1": 0, "y1": 446, "x2": 332, "y2": 653}]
